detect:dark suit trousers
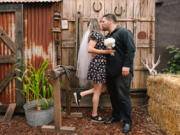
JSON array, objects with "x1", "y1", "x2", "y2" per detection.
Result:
[{"x1": 106, "y1": 74, "x2": 132, "y2": 124}]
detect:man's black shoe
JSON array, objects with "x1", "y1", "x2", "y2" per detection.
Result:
[
  {"x1": 104, "y1": 117, "x2": 120, "y2": 124},
  {"x1": 122, "y1": 123, "x2": 131, "y2": 134}
]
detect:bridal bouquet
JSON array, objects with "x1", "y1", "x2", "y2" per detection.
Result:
[{"x1": 104, "y1": 37, "x2": 115, "y2": 56}]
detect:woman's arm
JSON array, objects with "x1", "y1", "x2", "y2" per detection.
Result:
[{"x1": 88, "y1": 40, "x2": 115, "y2": 54}]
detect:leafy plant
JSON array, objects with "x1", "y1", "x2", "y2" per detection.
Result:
[
  {"x1": 16, "y1": 61, "x2": 53, "y2": 110},
  {"x1": 162, "y1": 45, "x2": 180, "y2": 74}
]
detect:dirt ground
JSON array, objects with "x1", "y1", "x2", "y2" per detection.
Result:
[{"x1": 0, "y1": 106, "x2": 166, "y2": 135}]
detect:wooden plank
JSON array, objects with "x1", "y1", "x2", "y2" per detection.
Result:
[
  {"x1": 70, "y1": 0, "x2": 76, "y2": 20},
  {"x1": 126, "y1": 0, "x2": 134, "y2": 32},
  {"x1": 76, "y1": 0, "x2": 83, "y2": 54},
  {"x1": 0, "y1": 56, "x2": 16, "y2": 64},
  {"x1": 2, "y1": 103, "x2": 16, "y2": 124},
  {"x1": 148, "y1": 0, "x2": 155, "y2": 52},
  {"x1": 0, "y1": 28, "x2": 16, "y2": 53},
  {"x1": 53, "y1": 78, "x2": 62, "y2": 129},
  {"x1": 60, "y1": 126, "x2": 76, "y2": 133},
  {"x1": 74, "y1": 12, "x2": 80, "y2": 67},
  {"x1": 77, "y1": 0, "x2": 84, "y2": 13},
  {"x1": 140, "y1": 0, "x2": 148, "y2": 18},
  {"x1": 15, "y1": 4, "x2": 24, "y2": 107},
  {"x1": 148, "y1": 0, "x2": 155, "y2": 17},
  {"x1": 133, "y1": 0, "x2": 141, "y2": 90},
  {"x1": 62, "y1": 0, "x2": 76, "y2": 20},
  {"x1": 65, "y1": 77, "x2": 71, "y2": 115},
  {"x1": 41, "y1": 125, "x2": 55, "y2": 132},
  {"x1": 69, "y1": 112, "x2": 83, "y2": 118},
  {"x1": 62, "y1": 111, "x2": 83, "y2": 118},
  {"x1": 104, "y1": 0, "x2": 112, "y2": 14},
  {"x1": 81, "y1": 18, "x2": 155, "y2": 22},
  {"x1": 84, "y1": 0, "x2": 91, "y2": 17},
  {"x1": 41, "y1": 125, "x2": 76, "y2": 134},
  {"x1": 0, "y1": 68, "x2": 15, "y2": 94},
  {"x1": 62, "y1": 22, "x2": 76, "y2": 41},
  {"x1": 62, "y1": 0, "x2": 70, "y2": 19},
  {"x1": 140, "y1": 48, "x2": 149, "y2": 88},
  {"x1": 79, "y1": 13, "x2": 83, "y2": 46},
  {"x1": 133, "y1": 71, "x2": 142, "y2": 89}
]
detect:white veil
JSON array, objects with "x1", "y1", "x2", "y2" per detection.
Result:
[{"x1": 76, "y1": 28, "x2": 92, "y2": 87}]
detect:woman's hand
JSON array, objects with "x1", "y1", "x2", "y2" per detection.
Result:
[
  {"x1": 106, "y1": 49, "x2": 116, "y2": 55},
  {"x1": 88, "y1": 40, "x2": 116, "y2": 55}
]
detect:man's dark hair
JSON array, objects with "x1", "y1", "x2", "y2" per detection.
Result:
[{"x1": 103, "y1": 14, "x2": 117, "y2": 23}]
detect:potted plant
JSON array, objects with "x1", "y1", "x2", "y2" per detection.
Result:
[{"x1": 16, "y1": 61, "x2": 54, "y2": 126}]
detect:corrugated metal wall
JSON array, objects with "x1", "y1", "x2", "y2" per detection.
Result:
[
  {"x1": 0, "y1": 2, "x2": 62, "y2": 104},
  {"x1": 0, "y1": 12, "x2": 16, "y2": 104},
  {"x1": 24, "y1": 3, "x2": 56, "y2": 69}
]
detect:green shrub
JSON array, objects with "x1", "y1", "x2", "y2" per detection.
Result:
[{"x1": 162, "y1": 45, "x2": 180, "y2": 74}]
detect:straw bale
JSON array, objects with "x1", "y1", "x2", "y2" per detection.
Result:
[
  {"x1": 147, "y1": 74, "x2": 180, "y2": 112},
  {"x1": 148, "y1": 98, "x2": 180, "y2": 135}
]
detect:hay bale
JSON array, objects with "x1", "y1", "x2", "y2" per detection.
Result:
[
  {"x1": 147, "y1": 74, "x2": 180, "y2": 112},
  {"x1": 148, "y1": 98, "x2": 180, "y2": 135}
]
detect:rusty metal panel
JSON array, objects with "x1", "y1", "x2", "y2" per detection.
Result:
[
  {"x1": 24, "y1": 3, "x2": 57, "y2": 69},
  {"x1": 0, "y1": 12, "x2": 16, "y2": 104},
  {"x1": 0, "y1": 0, "x2": 61, "y2": 3},
  {"x1": 0, "y1": 2, "x2": 62, "y2": 104}
]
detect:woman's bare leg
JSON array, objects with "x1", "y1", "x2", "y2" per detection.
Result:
[
  {"x1": 92, "y1": 83, "x2": 103, "y2": 116},
  {"x1": 80, "y1": 88, "x2": 94, "y2": 97}
]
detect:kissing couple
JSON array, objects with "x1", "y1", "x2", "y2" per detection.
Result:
[{"x1": 75, "y1": 14, "x2": 135, "y2": 134}]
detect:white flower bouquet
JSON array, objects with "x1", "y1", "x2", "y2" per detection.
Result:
[{"x1": 104, "y1": 37, "x2": 115, "y2": 56}]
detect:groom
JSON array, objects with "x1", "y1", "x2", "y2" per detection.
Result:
[{"x1": 101, "y1": 14, "x2": 135, "y2": 133}]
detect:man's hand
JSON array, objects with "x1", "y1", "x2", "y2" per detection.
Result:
[{"x1": 122, "y1": 67, "x2": 130, "y2": 76}]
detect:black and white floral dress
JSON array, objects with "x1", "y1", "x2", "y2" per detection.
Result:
[{"x1": 87, "y1": 31, "x2": 107, "y2": 83}]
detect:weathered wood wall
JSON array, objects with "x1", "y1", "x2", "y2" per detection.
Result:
[
  {"x1": 61, "y1": 0, "x2": 155, "y2": 89},
  {"x1": 61, "y1": 0, "x2": 155, "y2": 107}
]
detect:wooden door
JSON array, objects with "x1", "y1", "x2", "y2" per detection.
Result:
[
  {"x1": 0, "y1": 4, "x2": 24, "y2": 106},
  {"x1": 75, "y1": 0, "x2": 155, "y2": 90},
  {"x1": 61, "y1": 0, "x2": 155, "y2": 90}
]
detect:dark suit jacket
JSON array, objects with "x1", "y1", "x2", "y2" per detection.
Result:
[{"x1": 106, "y1": 26, "x2": 136, "y2": 77}]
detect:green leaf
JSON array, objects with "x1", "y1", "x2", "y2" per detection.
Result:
[{"x1": 14, "y1": 60, "x2": 53, "y2": 107}]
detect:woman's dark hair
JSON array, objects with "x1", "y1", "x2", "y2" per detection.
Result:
[{"x1": 103, "y1": 14, "x2": 117, "y2": 23}]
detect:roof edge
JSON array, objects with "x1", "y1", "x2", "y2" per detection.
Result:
[{"x1": 0, "y1": 0, "x2": 62, "y2": 3}]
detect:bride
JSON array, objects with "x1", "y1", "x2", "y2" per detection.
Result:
[{"x1": 74, "y1": 18, "x2": 115, "y2": 122}]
